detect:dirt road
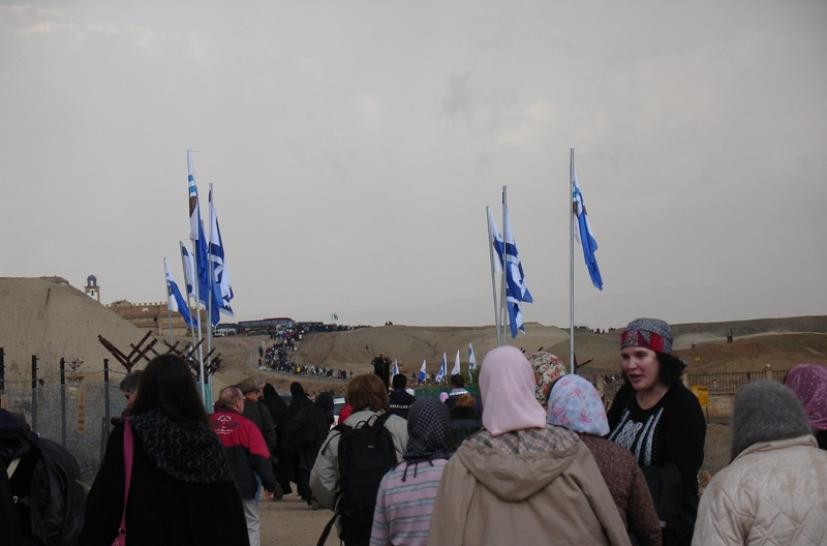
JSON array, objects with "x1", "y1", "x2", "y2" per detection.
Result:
[{"x1": 260, "y1": 492, "x2": 340, "y2": 546}]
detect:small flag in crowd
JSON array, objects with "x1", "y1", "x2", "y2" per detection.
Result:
[
  {"x1": 451, "y1": 350, "x2": 462, "y2": 376},
  {"x1": 502, "y1": 202, "x2": 533, "y2": 337},
  {"x1": 165, "y1": 258, "x2": 194, "y2": 328},
  {"x1": 467, "y1": 343, "x2": 477, "y2": 383},
  {"x1": 573, "y1": 171, "x2": 603, "y2": 290},
  {"x1": 435, "y1": 353, "x2": 448, "y2": 383},
  {"x1": 391, "y1": 360, "x2": 400, "y2": 379},
  {"x1": 331, "y1": 313, "x2": 339, "y2": 321},
  {"x1": 418, "y1": 360, "x2": 427, "y2": 383}
]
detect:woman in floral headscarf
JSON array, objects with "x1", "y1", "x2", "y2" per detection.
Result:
[
  {"x1": 548, "y1": 375, "x2": 661, "y2": 546},
  {"x1": 784, "y1": 363, "x2": 827, "y2": 450},
  {"x1": 528, "y1": 352, "x2": 566, "y2": 408}
]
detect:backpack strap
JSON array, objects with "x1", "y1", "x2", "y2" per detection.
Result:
[{"x1": 5, "y1": 458, "x2": 20, "y2": 479}]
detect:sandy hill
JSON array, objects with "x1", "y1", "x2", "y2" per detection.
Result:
[{"x1": 0, "y1": 277, "x2": 145, "y2": 383}]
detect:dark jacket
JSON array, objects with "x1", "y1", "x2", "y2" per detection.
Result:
[
  {"x1": 447, "y1": 405, "x2": 482, "y2": 451},
  {"x1": 81, "y1": 411, "x2": 248, "y2": 546},
  {"x1": 0, "y1": 410, "x2": 84, "y2": 546},
  {"x1": 210, "y1": 409, "x2": 276, "y2": 499},
  {"x1": 242, "y1": 399, "x2": 277, "y2": 454},
  {"x1": 289, "y1": 404, "x2": 333, "y2": 471},
  {"x1": 388, "y1": 389, "x2": 416, "y2": 419},
  {"x1": 608, "y1": 381, "x2": 706, "y2": 546}
]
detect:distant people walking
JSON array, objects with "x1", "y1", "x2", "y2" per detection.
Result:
[
  {"x1": 607, "y1": 319, "x2": 706, "y2": 546},
  {"x1": 693, "y1": 380, "x2": 827, "y2": 545},
  {"x1": 211, "y1": 386, "x2": 277, "y2": 546},
  {"x1": 447, "y1": 394, "x2": 482, "y2": 451},
  {"x1": 784, "y1": 363, "x2": 827, "y2": 450},
  {"x1": 81, "y1": 354, "x2": 248, "y2": 546},
  {"x1": 388, "y1": 374, "x2": 416, "y2": 419},
  {"x1": 1, "y1": 409, "x2": 85, "y2": 546},
  {"x1": 311, "y1": 374, "x2": 409, "y2": 546},
  {"x1": 427, "y1": 346, "x2": 630, "y2": 545},
  {"x1": 371, "y1": 398, "x2": 452, "y2": 546},
  {"x1": 548, "y1": 375, "x2": 662, "y2": 546},
  {"x1": 290, "y1": 391, "x2": 335, "y2": 505},
  {"x1": 372, "y1": 354, "x2": 392, "y2": 389}
]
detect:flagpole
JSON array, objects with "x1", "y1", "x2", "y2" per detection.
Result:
[
  {"x1": 188, "y1": 151, "x2": 207, "y2": 406},
  {"x1": 500, "y1": 186, "x2": 508, "y2": 344},
  {"x1": 206, "y1": 183, "x2": 216, "y2": 410},
  {"x1": 569, "y1": 148, "x2": 576, "y2": 375},
  {"x1": 486, "y1": 207, "x2": 502, "y2": 346}
]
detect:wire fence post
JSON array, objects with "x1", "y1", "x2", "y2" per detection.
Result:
[
  {"x1": 0, "y1": 347, "x2": 5, "y2": 396},
  {"x1": 60, "y1": 357, "x2": 67, "y2": 447},
  {"x1": 103, "y1": 358, "x2": 111, "y2": 440},
  {"x1": 31, "y1": 355, "x2": 38, "y2": 432}
]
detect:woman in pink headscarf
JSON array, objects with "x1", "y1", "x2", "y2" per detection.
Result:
[
  {"x1": 785, "y1": 363, "x2": 827, "y2": 450},
  {"x1": 427, "y1": 346, "x2": 630, "y2": 546}
]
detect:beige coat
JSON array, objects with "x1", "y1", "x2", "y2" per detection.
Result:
[
  {"x1": 693, "y1": 435, "x2": 827, "y2": 546},
  {"x1": 309, "y1": 409, "x2": 409, "y2": 510},
  {"x1": 427, "y1": 426, "x2": 631, "y2": 546}
]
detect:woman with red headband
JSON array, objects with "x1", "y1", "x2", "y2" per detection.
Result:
[{"x1": 607, "y1": 318, "x2": 705, "y2": 546}]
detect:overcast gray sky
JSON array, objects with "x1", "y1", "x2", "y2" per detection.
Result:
[{"x1": 1, "y1": 1, "x2": 825, "y2": 329}]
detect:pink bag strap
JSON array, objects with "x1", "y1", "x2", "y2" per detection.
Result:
[{"x1": 117, "y1": 419, "x2": 135, "y2": 541}]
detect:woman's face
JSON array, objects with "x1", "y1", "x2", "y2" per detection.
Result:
[{"x1": 621, "y1": 346, "x2": 660, "y2": 392}]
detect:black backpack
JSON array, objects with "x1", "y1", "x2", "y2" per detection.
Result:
[{"x1": 317, "y1": 413, "x2": 397, "y2": 546}]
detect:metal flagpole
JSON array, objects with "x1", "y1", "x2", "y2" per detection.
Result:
[
  {"x1": 486, "y1": 207, "x2": 502, "y2": 346},
  {"x1": 192, "y1": 243, "x2": 206, "y2": 405},
  {"x1": 500, "y1": 186, "x2": 508, "y2": 344},
  {"x1": 569, "y1": 148, "x2": 576, "y2": 375},
  {"x1": 206, "y1": 184, "x2": 216, "y2": 411}
]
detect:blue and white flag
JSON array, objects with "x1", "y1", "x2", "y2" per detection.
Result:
[
  {"x1": 187, "y1": 151, "x2": 214, "y2": 321},
  {"x1": 467, "y1": 343, "x2": 477, "y2": 383},
  {"x1": 451, "y1": 350, "x2": 462, "y2": 377},
  {"x1": 503, "y1": 202, "x2": 533, "y2": 337},
  {"x1": 208, "y1": 187, "x2": 234, "y2": 316},
  {"x1": 435, "y1": 353, "x2": 448, "y2": 383},
  {"x1": 179, "y1": 242, "x2": 195, "y2": 297},
  {"x1": 418, "y1": 359, "x2": 427, "y2": 383},
  {"x1": 165, "y1": 258, "x2": 194, "y2": 328},
  {"x1": 573, "y1": 172, "x2": 603, "y2": 290},
  {"x1": 487, "y1": 208, "x2": 503, "y2": 273},
  {"x1": 391, "y1": 360, "x2": 400, "y2": 379}
]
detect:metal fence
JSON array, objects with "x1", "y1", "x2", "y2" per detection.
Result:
[{"x1": 0, "y1": 354, "x2": 127, "y2": 486}]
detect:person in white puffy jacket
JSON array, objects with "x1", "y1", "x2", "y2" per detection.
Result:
[{"x1": 693, "y1": 380, "x2": 827, "y2": 546}]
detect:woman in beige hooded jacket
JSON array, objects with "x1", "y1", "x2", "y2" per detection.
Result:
[
  {"x1": 427, "y1": 346, "x2": 630, "y2": 546},
  {"x1": 692, "y1": 380, "x2": 827, "y2": 545}
]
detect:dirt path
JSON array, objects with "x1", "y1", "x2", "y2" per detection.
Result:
[{"x1": 260, "y1": 492, "x2": 340, "y2": 546}]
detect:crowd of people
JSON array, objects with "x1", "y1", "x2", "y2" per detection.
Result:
[{"x1": 2, "y1": 317, "x2": 826, "y2": 546}]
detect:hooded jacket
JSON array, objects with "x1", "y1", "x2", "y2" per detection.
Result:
[
  {"x1": 426, "y1": 425, "x2": 631, "y2": 546},
  {"x1": 692, "y1": 435, "x2": 827, "y2": 546},
  {"x1": 81, "y1": 411, "x2": 248, "y2": 546}
]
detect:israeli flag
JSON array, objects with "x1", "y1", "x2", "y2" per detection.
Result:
[
  {"x1": 503, "y1": 203, "x2": 533, "y2": 337},
  {"x1": 467, "y1": 343, "x2": 477, "y2": 383},
  {"x1": 186, "y1": 151, "x2": 215, "y2": 323},
  {"x1": 487, "y1": 208, "x2": 503, "y2": 273},
  {"x1": 418, "y1": 359, "x2": 427, "y2": 383},
  {"x1": 451, "y1": 350, "x2": 462, "y2": 376},
  {"x1": 165, "y1": 258, "x2": 194, "y2": 328},
  {"x1": 435, "y1": 353, "x2": 448, "y2": 383},
  {"x1": 208, "y1": 187, "x2": 234, "y2": 316},
  {"x1": 391, "y1": 360, "x2": 400, "y2": 379},
  {"x1": 179, "y1": 242, "x2": 195, "y2": 297},
  {"x1": 573, "y1": 172, "x2": 603, "y2": 290}
]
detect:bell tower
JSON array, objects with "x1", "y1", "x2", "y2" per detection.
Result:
[{"x1": 85, "y1": 275, "x2": 100, "y2": 303}]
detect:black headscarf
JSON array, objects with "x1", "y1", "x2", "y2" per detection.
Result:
[
  {"x1": 288, "y1": 382, "x2": 312, "y2": 418},
  {"x1": 261, "y1": 383, "x2": 288, "y2": 419},
  {"x1": 315, "y1": 392, "x2": 335, "y2": 412},
  {"x1": 404, "y1": 398, "x2": 451, "y2": 465}
]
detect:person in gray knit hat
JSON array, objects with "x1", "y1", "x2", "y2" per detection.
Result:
[
  {"x1": 608, "y1": 317, "x2": 705, "y2": 546},
  {"x1": 693, "y1": 380, "x2": 827, "y2": 545}
]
